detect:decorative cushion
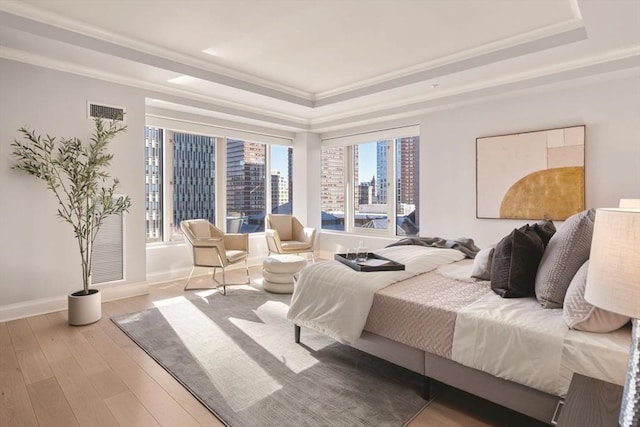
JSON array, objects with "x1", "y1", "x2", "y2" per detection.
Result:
[
  {"x1": 563, "y1": 261, "x2": 630, "y2": 332},
  {"x1": 532, "y1": 219, "x2": 556, "y2": 247},
  {"x1": 470, "y1": 246, "x2": 495, "y2": 280},
  {"x1": 490, "y1": 224, "x2": 545, "y2": 298},
  {"x1": 535, "y1": 209, "x2": 596, "y2": 309}
]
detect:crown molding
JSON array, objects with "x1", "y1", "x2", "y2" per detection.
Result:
[
  {"x1": 2, "y1": 37, "x2": 638, "y2": 134},
  {"x1": 309, "y1": 46, "x2": 640, "y2": 127},
  {"x1": 0, "y1": 46, "x2": 310, "y2": 130},
  {"x1": 309, "y1": 53, "x2": 640, "y2": 133},
  {"x1": 314, "y1": 17, "x2": 585, "y2": 100}
]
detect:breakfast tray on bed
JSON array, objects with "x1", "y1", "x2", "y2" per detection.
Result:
[{"x1": 334, "y1": 253, "x2": 405, "y2": 272}]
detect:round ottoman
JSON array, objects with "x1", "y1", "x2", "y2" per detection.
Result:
[{"x1": 262, "y1": 254, "x2": 307, "y2": 293}]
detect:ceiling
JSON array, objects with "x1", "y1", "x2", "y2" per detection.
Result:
[{"x1": 0, "y1": 0, "x2": 639, "y2": 133}]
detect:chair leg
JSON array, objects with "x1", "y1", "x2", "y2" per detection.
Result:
[
  {"x1": 183, "y1": 266, "x2": 197, "y2": 290},
  {"x1": 191, "y1": 263, "x2": 249, "y2": 295},
  {"x1": 184, "y1": 266, "x2": 220, "y2": 291}
]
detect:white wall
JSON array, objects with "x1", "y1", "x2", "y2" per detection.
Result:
[
  {"x1": 0, "y1": 59, "x2": 147, "y2": 319},
  {"x1": 320, "y1": 75, "x2": 640, "y2": 253},
  {"x1": 420, "y1": 75, "x2": 640, "y2": 248}
]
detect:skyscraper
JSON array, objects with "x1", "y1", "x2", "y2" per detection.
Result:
[
  {"x1": 271, "y1": 169, "x2": 289, "y2": 211},
  {"x1": 144, "y1": 126, "x2": 163, "y2": 242},
  {"x1": 376, "y1": 141, "x2": 388, "y2": 204},
  {"x1": 226, "y1": 140, "x2": 266, "y2": 231},
  {"x1": 321, "y1": 146, "x2": 346, "y2": 213},
  {"x1": 172, "y1": 132, "x2": 216, "y2": 227},
  {"x1": 398, "y1": 136, "x2": 419, "y2": 205}
]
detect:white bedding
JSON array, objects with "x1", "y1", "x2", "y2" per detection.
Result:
[
  {"x1": 452, "y1": 291, "x2": 631, "y2": 396},
  {"x1": 287, "y1": 246, "x2": 465, "y2": 344}
]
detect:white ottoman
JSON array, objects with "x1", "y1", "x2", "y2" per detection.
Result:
[{"x1": 262, "y1": 254, "x2": 307, "y2": 293}]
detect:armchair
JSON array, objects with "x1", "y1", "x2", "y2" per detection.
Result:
[
  {"x1": 265, "y1": 214, "x2": 316, "y2": 262},
  {"x1": 181, "y1": 219, "x2": 250, "y2": 295}
]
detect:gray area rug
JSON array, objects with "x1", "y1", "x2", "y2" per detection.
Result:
[{"x1": 112, "y1": 286, "x2": 428, "y2": 427}]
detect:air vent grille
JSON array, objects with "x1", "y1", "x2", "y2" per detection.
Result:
[{"x1": 88, "y1": 102, "x2": 125, "y2": 121}]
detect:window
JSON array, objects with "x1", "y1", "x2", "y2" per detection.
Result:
[
  {"x1": 320, "y1": 134, "x2": 419, "y2": 236},
  {"x1": 321, "y1": 146, "x2": 346, "y2": 231},
  {"x1": 146, "y1": 124, "x2": 289, "y2": 243}
]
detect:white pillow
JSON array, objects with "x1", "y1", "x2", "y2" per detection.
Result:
[
  {"x1": 563, "y1": 260, "x2": 630, "y2": 333},
  {"x1": 470, "y1": 246, "x2": 495, "y2": 280}
]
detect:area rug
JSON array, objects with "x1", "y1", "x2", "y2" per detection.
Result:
[{"x1": 112, "y1": 286, "x2": 428, "y2": 427}]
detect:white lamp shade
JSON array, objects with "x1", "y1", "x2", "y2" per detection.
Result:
[
  {"x1": 585, "y1": 208, "x2": 640, "y2": 318},
  {"x1": 620, "y1": 199, "x2": 640, "y2": 209}
]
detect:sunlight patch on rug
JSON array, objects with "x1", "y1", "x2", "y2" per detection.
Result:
[
  {"x1": 229, "y1": 300, "x2": 329, "y2": 374},
  {"x1": 157, "y1": 299, "x2": 282, "y2": 411}
]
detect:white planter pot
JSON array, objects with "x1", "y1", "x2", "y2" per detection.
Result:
[{"x1": 68, "y1": 289, "x2": 102, "y2": 326}]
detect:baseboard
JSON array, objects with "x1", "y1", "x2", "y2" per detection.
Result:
[{"x1": 0, "y1": 281, "x2": 150, "y2": 323}]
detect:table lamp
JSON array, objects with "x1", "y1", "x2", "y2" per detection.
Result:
[{"x1": 585, "y1": 202, "x2": 640, "y2": 427}]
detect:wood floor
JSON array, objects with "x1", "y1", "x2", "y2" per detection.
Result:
[{"x1": 1, "y1": 267, "x2": 547, "y2": 427}]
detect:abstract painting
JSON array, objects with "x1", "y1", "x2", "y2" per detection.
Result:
[{"x1": 476, "y1": 125, "x2": 585, "y2": 220}]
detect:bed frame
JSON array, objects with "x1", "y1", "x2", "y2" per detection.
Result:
[{"x1": 295, "y1": 325, "x2": 563, "y2": 425}]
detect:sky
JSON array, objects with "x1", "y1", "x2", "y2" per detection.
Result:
[{"x1": 357, "y1": 143, "x2": 377, "y2": 183}]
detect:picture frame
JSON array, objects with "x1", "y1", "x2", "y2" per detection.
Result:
[{"x1": 476, "y1": 125, "x2": 585, "y2": 220}]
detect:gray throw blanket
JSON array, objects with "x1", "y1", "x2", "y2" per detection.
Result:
[{"x1": 386, "y1": 237, "x2": 480, "y2": 258}]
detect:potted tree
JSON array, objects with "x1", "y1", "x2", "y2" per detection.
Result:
[{"x1": 11, "y1": 116, "x2": 131, "y2": 325}]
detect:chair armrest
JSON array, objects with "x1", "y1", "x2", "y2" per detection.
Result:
[
  {"x1": 302, "y1": 227, "x2": 316, "y2": 244},
  {"x1": 265, "y1": 229, "x2": 284, "y2": 252},
  {"x1": 192, "y1": 237, "x2": 225, "y2": 250},
  {"x1": 223, "y1": 233, "x2": 249, "y2": 251}
]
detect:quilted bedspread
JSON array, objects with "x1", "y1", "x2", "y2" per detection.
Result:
[{"x1": 287, "y1": 245, "x2": 464, "y2": 344}]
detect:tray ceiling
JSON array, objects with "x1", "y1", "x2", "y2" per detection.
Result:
[{"x1": 0, "y1": 0, "x2": 638, "y2": 132}]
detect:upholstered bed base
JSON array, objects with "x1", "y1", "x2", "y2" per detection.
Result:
[{"x1": 295, "y1": 326, "x2": 561, "y2": 426}]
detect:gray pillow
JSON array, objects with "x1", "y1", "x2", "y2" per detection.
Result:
[
  {"x1": 471, "y1": 246, "x2": 494, "y2": 280},
  {"x1": 563, "y1": 261, "x2": 630, "y2": 332},
  {"x1": 535, "y1": 209, "x2": 596, "y2": 309}
]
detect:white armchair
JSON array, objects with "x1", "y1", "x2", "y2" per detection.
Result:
[
  {"x1": 181, "y1": 219, "x2": 249, "y2": 294},
  {"x1": 265, "y1": 214, "x2": 316, "y2": 262}
]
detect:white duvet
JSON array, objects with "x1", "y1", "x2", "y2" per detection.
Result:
[
  {"x1": 287, "y1": 246, "x2": 464, "y2": 344},
  {"x1": 452, "y1": 292, "x2": 631, "y2": 396}
]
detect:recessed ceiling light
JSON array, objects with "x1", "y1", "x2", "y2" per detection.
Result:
[
  {"x1": 431, "y1": 84, "x2": 439, "y2": 89},
  {"x1": 168, "y1": 75, "x2": 192, "y2": 84},
  {"x1": 202, "y1": 48, "x2": 222, "y2": 58}
]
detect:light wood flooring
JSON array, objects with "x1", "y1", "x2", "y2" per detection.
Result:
[{"x1": 1, "y1": 266, "x2": 547, "y2": 427}]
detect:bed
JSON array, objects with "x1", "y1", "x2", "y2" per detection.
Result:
[{"x1": 287, "y1": 242, "x2": 631, "y2": 425}]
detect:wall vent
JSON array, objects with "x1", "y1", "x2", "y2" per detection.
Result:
[
  {"x1": 88, "y1": 102, "x2": 125, "y2": 122},
  {"x1": 92, "y1": 209, "x2": 125, "y2": 284}
]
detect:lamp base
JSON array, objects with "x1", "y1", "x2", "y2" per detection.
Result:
[{"x1": 620, "y1": 318, "x2": 639, "y2": 427}]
